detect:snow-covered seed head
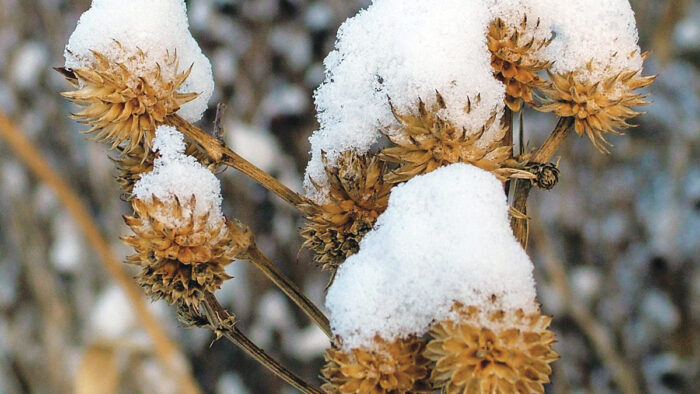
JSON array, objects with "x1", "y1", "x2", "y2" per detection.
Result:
[
  {"x1": 321, "y1": 336, "x2": 430, "y2": 394},
  {"x1": 300, "y1": 152, "x2": 392, "y2": 278},
  {"x1": 487, "y1": 16, "x2": 553, "y2": 112},
  {"x1": 538, "y1": 56, "x2": 655, "y2": 153},
  {"x1": 122, "y1": 196, "x2": 250, "y2": 306},
  {"x1": 424, "y1": 302, "x2": 558, "y2": 394},
  {"x1": 379, "y1": 92, "x2": 529, "y2": 184},
  {"x1": 60, "y1": 47, "x2": 198, "y2": 156}
]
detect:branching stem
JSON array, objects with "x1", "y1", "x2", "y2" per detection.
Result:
[{"x1": 202, "y1": 293, "x2": 324, "y2": 394}]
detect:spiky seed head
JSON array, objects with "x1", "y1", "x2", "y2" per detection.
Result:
[
  {"x1": 300, "y1": 152, "x2": 392, "y2": 277},
  {"x1": 123, "y1": 196, "x2": 251, "y2": 306},
  {"x1": 424, "y1": 303, "x2": 558, "y2": 394},
  {"x1": 59, "y1": 44, "x2": 199, "y2": 156},
  {"x1": 488, "y1": 16, "x2": 553, "y2": 112},
  {"x1": 321, "y1": 336, "x2": 431, "y2": 394},
  {"x1": 538, "y1": 57, "x2": 655, "y2": 153},
  {"x1": 380, "y1": 92, "x2": 532, "y2": 184}
]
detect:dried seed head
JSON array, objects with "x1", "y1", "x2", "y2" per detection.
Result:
[
  {"x1": 380, "y1": 92, "x2": 530, "y2": 184},
  {"x1": 321, "y1": 336, "x2": 431, "y2": 394},
  {"x1": 488, "y1": 16, "x2": 553, "y2": 112},
  {"x1": 424, "y1": 303, "x2": 558, "y2": 394},
  {"x1": 123, "y1": 196, "x2": 252, "y2": 305},
  {"x1": 300, "y1": 152, "x2": 392, "y2": 277},
  {"x1": 538, "y1": 61, "x2": 655, "y2": 153},
  {"x1": 525, "y1": 162, "x2": 560, "y2": 190},
  {"x1": 60, "y1": 44, "x2": 198, "y2": 156}
]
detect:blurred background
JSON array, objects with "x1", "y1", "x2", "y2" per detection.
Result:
[{"x1": 0, "y1": 0, "x2": 697, "y2": 393}]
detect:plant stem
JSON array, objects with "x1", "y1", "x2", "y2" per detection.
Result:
[
  {"x1": 167, "y1": 114, "x2": 307, "y2": 209},
  {"x1": 0, "y1": 112, "x2": 202, "y2": 394},
  {"x1": 510, "y1": 117, "x2": 574, "y2": 247},
  {"x1": 201, "y1": 293, "x2": 324, "y2": 394},
  {"x1": 246, "y1": 246, "x2": 332, "y2": 338}
]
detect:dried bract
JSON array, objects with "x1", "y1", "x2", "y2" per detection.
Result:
[
  {"x1": 60, "y1": 45, "x2": 198, "y2": 155},
  {"x1": 300, "y1": 152, "x2": 391, "y2": 277},
  {"x1": 538, "y1": 56, "x2": 655, "y2": 152},
  {"x1": 322, "y1": 336, "x2": 430, "y2": 394},
  {"x1": 123, "y1": 196, "x2": 251, "y2": 306},
  {"x1": 424, "y1": 303, "x2": 558, "y2": 394},
  {"x1": 380, "y1": 92, "x2": 529, "y2": 184},
  {"x1": 488, "y1": 16, "x2": 552, "y2": 112}
]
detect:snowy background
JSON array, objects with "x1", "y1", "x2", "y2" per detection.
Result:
[{"x1": 0, "y1": 0, "x2": 698, "y2": 393}]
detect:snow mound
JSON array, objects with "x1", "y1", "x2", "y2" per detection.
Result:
[{"x1": 326, "y1": 164, "x2": 537, "y2": 350}]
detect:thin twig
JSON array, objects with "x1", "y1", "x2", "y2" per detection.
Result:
[
  {"x1": 531, "y1": 220, "x2": 642, "y2": 394},
  {"x1": 0, "y1": 112, "x2": 202, "y2": 394},
  {"x1": 510, "y1": 117, "x2": 574, "y2": 247},
  {"x1": 167, "y1": 114, "x2": 307, "y2": 209},
  {"x1": 201, "y1": 293, "x2": 324, "y2": 394},
  {"x1": 245, "y1": 245, "x2": 332, "y2": 338}
]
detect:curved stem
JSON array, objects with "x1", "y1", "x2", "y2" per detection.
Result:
[
  {"x1": 510, "y1": 117, "x2": 574, "y2": 247},
  {"x1": 246, "y1": 246, "x2": 332, "y2": 338},
  {"x1": 0, "y1": 112, "x2": 202, "y2": 394},
  {"x1": 202, "y1": 293, "x2": 324, "y2": 394},
  {"x1": 167, "y1": 114, "x2": 307, "y2": 209}
]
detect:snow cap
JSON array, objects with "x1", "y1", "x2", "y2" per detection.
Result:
[
  {"x1": 65, "y1": 0, "x2": 214, "y2": 122},
  {"x1": 326, "y1": 164, "x2": 537, "y2": 350}
]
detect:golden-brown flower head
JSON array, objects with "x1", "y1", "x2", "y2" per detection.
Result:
[
  {"x1": 488, "y1": 16, "x2": 553, "y2": 112},
  {"x1": 380, "y1": 92, "x2": 529, "y2": 184},
  {"x1": 321, "y1": 336, "x2": 431, "y2": 394},
  {"x1": 424, "y1": 303, "x2": 558, "y2": 394},
  {"x1": 300, "y1": 152, "x2": 392, "y2": 276},
  {"x1": 123, "y1": 195, "x2": 251, "y2": 306},
  {"x1": 60, "y1": 43, "x2": 198, "y2": 156},
  {"x1": 538, "y1": 55, "x2": 655, "y2": 152}
]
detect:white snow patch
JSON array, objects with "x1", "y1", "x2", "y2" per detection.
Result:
[
  {"x1": 304, "y1": 0, "x2": 506, "y2": 202},
  {"x1": 65, "y1": 0, "x2": 214, "y2": 122},
  {"x1": 326, "y1": 164, "x2": 537, "y2": 350},
  {"x1": 132, "y1": 126, "x2": 223, "y2": 227}
]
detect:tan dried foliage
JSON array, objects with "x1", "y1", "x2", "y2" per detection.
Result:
[
  {"x1": 322, "y1": 336, "x2": 431, "y2": 394},
  {"x1": 380, "y1": 92, "x2": 530, "y2": 184},
  {"x1": 488, "y1": 16, "x2": 552, "y2": 112},
  {"x1": 300, "y1": 152, "x2": 392, "y2": 277},
  {"x1": 60, "y1": 44, "x2": 198, "y2": 155},
  {"x1": 538, "y1": 53, "x2": 655, "y2": 152},
  {"x1": 424, "y1": 304, "x2": 558, "y2": 394}
]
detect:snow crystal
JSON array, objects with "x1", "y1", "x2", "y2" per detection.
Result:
[
  {"x1": 132, "y1": 126, "x2": 223, "y2": 226},
  {"x1": 65, "y1": 0, "x2": 214, "y2": 122},
  {"x1": 325, "y1": 164, "x2": 537, "y2": 350},
  {"x1": 304, "y1": 0, "x2": 505, "y2": 202},
  {"x1": 532, "y1": 0, "x2": 643, "y2": 80}
]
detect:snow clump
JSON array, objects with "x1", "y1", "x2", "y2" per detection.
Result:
[
  {"x1": 132, "y1": 125, "x2": 223, "y2": 227},
  {"x1": 325, "y1": 164, "x2": 537, "y2": 350},
  {"x1": 64, "y1": 0, "x2": 214, "y2": 122}
]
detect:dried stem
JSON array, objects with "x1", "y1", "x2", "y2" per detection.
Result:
[
  {"x1": 167, "y1": 114, "x2": 307, "y2": 209},
  {"x1": 510, "y1": 116, "x2": 574, "y2": 247},
  {"x1": 0, "y1": 112, "x2": 202, "y2": 394},
  {"x1": 245, "y1": 245, "x2": 332, "y2": 338},
  {"x1": 531, "y1": 221, "x2": 642, "y2": 394},
  {"x1": 201, "y1": 293, "x2": 324, "y2": 394}
]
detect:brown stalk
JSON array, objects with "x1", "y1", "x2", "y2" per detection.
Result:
[
  {"x1": 166, "y1": 114, "x2": 307, "y2": 209},
  {"x1": 510, "y1": 116, "x2": 574, "y2": 247},
  {"x1": 0, "y1": 112, "x2": 202, "y2": 394},
  {"x1": 531, "y1": 220, "x2": 642, "y2": 394},
  {"x1": 201, "y1": 293, "x2": 324, "y2": 394},
  {"x1": 245, "y1": 245, "x2": 332, "y2": 338}
]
